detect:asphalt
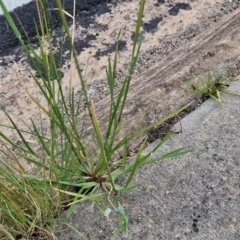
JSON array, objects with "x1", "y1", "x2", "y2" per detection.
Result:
[
  {"x1": 0, "y1": 0, "x2": 109, "y2": 58},
  {"x1": 56, "y1": 77, "x2": 240, "y2": 239}
]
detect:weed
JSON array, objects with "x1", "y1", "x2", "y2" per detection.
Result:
[
  {"x1": 189, "y1": 67, "x2": 240, "y2": 102},
  {"x1": 0, "y1": 0, "x2": 190, "y2": 238}
]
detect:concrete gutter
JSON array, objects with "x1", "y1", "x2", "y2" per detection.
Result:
[{"x1": 57, "y1": 77, "x2": 240, "y2": 239}]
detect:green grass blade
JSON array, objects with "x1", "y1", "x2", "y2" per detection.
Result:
[
  {"x1": 112, "y1": 202, "x2": 128, "y2": 239},
  {"x1": 145, "y1": 148, "x2": 192, "y2": 165},
  {"x1": 30, "y1": 119, "x2": 50, "y2": 156},
  {"x1": 222, "y1": 89, "x2": 240, "y2": 96},
  {"x1": 125, "y1": 138, "x2": 147, "y2": 188},
  {"x1": 113, "y1": 103, "x2": 190, "y2": 152},
  {"x1": 88, "y1": 100, "x2": 116, "y2": 190},
  {"x1": 3, "y1": 111, "x2": 36, "y2": 155}
]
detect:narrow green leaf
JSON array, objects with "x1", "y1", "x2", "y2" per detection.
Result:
[
  {"x1": 125, "y1": 138, "x2": 147, "y2": 188},
  {"x1": 112, "y1": 202, "x2": 128, "y2": 239},
  {"x1": 144, "y1": 148, "x2": 192, "y2": 165},
  {"x1": 113, "y1": 103, "x2": 190, "y2": 152},
  {"x1": 3, "y1": 111, "x2": 36, "y2": 155}
]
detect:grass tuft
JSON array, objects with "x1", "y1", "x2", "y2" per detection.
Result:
[
  {"x1": 189, "y1": 67, "x2": 240, "y2": 102},
  {"x1": 0, "y1": 0, "x2": 190, "y2": 238}
]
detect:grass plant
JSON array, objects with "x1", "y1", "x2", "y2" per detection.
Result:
[
  {"x1": 0, "y1": 0, "x2": 190, "y2": 238},
  {"x1": 189, "y1": 67, "x2": 240, "y2": 102}
]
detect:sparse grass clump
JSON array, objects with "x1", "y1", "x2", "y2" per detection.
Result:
[
  {"x1": 0, "y1": 0, "x2": 190, "y2": 239},
  {"x1": 189, "y1": 67, "x2": 240, "y2": 102}
]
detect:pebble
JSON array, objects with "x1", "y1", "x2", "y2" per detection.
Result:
[
  {"x1": 3, "y1": 57, "x2": 13, "y2": 65},
  {"x1": 0, "y1": 72, "x2": 7, "y2": 79},
  {"x1": 124, "y1": 13, "x2": 130, "y2": 20}
]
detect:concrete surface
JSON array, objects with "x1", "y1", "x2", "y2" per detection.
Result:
[{"x1": 56, "y1": 77, "x2": 240, "y2": 239}]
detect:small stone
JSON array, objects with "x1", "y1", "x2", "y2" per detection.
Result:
[
  {"x1": 3, "y1": 57, "x2": 13, "y2": 65},
  {"x1": 133, "y1": 15, "x2": 138, "y2": 22},
  {"x1": 124, "y1": 13, "x2": 130, "y2": 20}
]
